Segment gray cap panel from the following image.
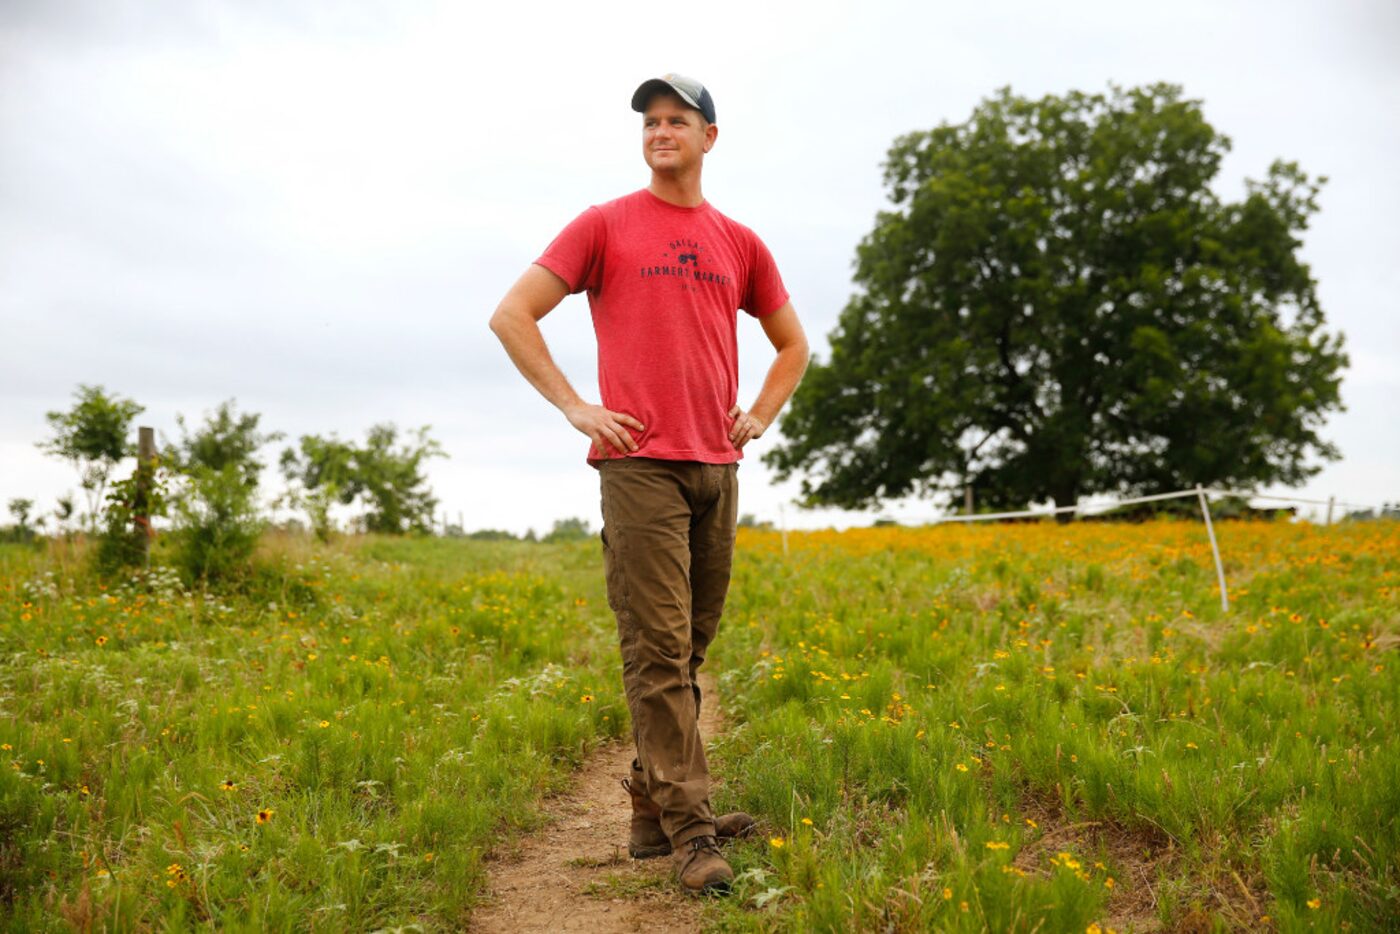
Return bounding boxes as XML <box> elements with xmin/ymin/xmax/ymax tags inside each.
<box><xmin>631</xmin><ymin>73</ymin><xmax>716</xmax><ymax>124</ymax></box>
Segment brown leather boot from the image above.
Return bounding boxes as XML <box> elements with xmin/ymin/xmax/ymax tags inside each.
<box><xmin>673</xmin><ymin>835</ymin><xmax>733</xmax><ymax>894</ymax></box>
<box><xmin>621</xmin><ymin>776</ymin><xmax>670</xmax><ymax>859</ymax></box>
<box><xmin>623</xmin><ymin>772</ymin><xmax>759</xmax><ymax>859</ymax></box>
<box><xmin>714</xmin><ymin>810</ymin><xmax>759</xmax><ymax>842</ymax></box>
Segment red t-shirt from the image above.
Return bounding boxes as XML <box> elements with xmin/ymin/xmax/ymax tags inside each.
<box><xmin>535</xmin><ymin>188</ymin><xmax>789</xmax><ymax>465</ymax></box>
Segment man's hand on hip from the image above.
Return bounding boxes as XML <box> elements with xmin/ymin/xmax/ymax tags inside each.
<box><xmin>566</xmin><ymin>403</ymin><xmax>645</xmax><ymax>457</ymax></box>
<box><xmin>727</xmin><ymin>405</ymin><xmax>766</xmax><ymax>450</ymax></box>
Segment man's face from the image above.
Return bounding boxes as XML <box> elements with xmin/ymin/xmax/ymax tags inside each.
<box><xmin>641</xmin><ymin>93</ymin><xmax>717</xmax><ymax>175</ymax></box>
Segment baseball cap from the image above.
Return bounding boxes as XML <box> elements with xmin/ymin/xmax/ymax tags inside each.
<box><xmin>631</xmin><ymin>73</ymin><xmax>716</xmax><ymax>124</ymax></box>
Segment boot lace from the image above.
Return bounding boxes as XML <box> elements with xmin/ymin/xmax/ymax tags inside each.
<box><xmin>686</xmin><ymin>835</ymin><xmax>721</xmax><ymax>855</ymax></box>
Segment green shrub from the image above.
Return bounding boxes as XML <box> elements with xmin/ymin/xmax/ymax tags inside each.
<box><xmin>169</xmin><ymin>464</ymin><xmax>265</xmax><ymax>585</ymax></box>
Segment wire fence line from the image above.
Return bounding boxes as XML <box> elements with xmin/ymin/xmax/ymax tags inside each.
<box><xmin>1215</xmin><ymin>490</ymin><xmax>1379</xmax><ymax>512</ymax></box>
<box><xmin>775</xmin><ymin>487</ymin><xmax>1392</xmax><ymax>614</ymax></box>
<box><xmin>926</xmin><ymin>486</ymin><xmax>1389</xmax><ymax>614</ymax></box>
<box><xmin>920</xmin><ymin>486</ymin><xmax>1381</xmax><ymax>525</ymax></box>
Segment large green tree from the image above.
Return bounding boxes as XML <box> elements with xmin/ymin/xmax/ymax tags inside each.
<box><xmin>766</xmin><ymin>83</ymin><xmax>1347</xmax><ymax>514</ymax></box>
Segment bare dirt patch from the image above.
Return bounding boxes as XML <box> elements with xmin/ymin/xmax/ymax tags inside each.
<box><xmin>1013</xmin><ymin>794</ymin><xmax>1181</xmax><ymax>933</ymax></box>
<box><xmin>1010</xmin><ymin>791</ymin><xmax>1276</xmax><ymax>933</ymax></box>
<box><xmin>469</xmin><ymin>673</ymin><xmax>725</xmax><ymax>934</ymax></box>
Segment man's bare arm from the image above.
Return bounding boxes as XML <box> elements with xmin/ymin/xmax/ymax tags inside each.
<box><xmin>728</xmin><ymin>302</ymin><xmax>809</xmax><ymax>450</ymax></box>
<box><xmin>489</xmin><ymin>264</ymin><xmax>644</xmax><ymax>456</ymax></box>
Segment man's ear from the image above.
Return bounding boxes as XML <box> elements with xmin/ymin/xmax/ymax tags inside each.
<box><xmin>703</xmin><ymin>123</ymin><xmax>718</xmax><ymax>153</ymax></box>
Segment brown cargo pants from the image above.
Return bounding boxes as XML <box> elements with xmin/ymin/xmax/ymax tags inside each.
<box><xmin>598</xmin><ymin>457</ymin><xmax>738</xmax><ymax>848</ymax></box>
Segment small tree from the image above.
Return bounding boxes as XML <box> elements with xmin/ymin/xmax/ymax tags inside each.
<box><xmin>165</xmin><ymin>401</ymin><xmax>277</xmax><ymax>584</ymax></box>
<box><xmin>279</xmin><ymin>435</ymin><xmax>357</xmax><ymax>542</ymax></box>
<box><xmin>8</xmin><ymin>498</ymin><xmax>33</xmax><ymax>529</ymax></box>
<box><xmin>467</xmin><ymin>528</ymin><xmax>520</xmax><ymax>541</ymax></box>
<box><xmin>4</xmin><ymin>499</ymin><xmax>36</xmax><ymax>544</ymax></box>
<box><xmin>37</xmin><ymin>385</ymin><xmax>144</xmax><ymax>532</ymax></box>
<box><xmin>354</xmin><ymin>425</ymin><xmax>445</xmax><ymax>535</ymax></box>
<box><xmin>169</xmin><ymin>465</ymin><xmax>264</xmax><ymax>584</ymax></box>
<box><xmin>280</xmin><ymin>424</ymin><xmax>444</xmax><ymax>538</ymax></box>
<box><xmin>543</xmin><ymin>517</ymin><xmax>592</xmax><ymax>543</ymax></box>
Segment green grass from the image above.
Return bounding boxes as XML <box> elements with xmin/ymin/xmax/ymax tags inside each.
<box><xmin>704</xmin><ymin>519</ymin><xmax>1399</xmax><ymax>932</ymax></box>
<box><xmin>2</xmin><ymin>518</ymin><xmax>1397</xmax><ymax>932</ymax></box>
<box><xmin>1</xmin><ymin>533</ymin><xmax>626</xmax><ymax>930</ymax></box>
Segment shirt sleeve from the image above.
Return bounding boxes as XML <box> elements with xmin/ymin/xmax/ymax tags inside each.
<box><xmin>740</xmin><ymin>230</ymin><xmax>790</xmax><ymax>318</ymax></box>
<box><xmin>534</xmin><ymin>206</ymin><xmax>607</xmax><ymax>294</ymax></box>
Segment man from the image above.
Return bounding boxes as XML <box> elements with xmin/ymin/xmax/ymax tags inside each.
<box><xmin>488</xmin><ymin>74</ymin><xmax>809</xmax><ymax>895</ymax></box>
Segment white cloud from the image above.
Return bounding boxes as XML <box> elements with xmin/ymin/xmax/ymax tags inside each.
<box><xmin>3</xmin><ymin>0</ymin><xmax>1398</xmax><ymax>533</ymax></box>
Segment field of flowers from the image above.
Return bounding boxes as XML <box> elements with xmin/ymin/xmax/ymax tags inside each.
<box><xmin>707</xmin><ymin>518</ymin><xmax>1399</xmax><ymax>932</ymax></box>
<box><xmin>2</xmin><ymin>517</ymin><xmax>1397</xmax><ymax>932</ymax></box>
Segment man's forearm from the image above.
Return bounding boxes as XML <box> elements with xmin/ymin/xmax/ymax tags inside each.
<box><xmin>489</xmin><ymin>309</ymin><xmax>586</xmax><ymax>416</ymax></box>
<box><xmin>490</xmin><ymin>294</ymin><xmax>644</xmax><ymax>456</ymax></box>
<box><xmin>749</xmin><ymin>343</ymin><xmax>810</xmax><ymax>425</ymax></box>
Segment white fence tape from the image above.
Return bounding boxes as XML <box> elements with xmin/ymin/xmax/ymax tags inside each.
<box><xmin>1216</xmin><ymin>491</ymin><xmax>1376</xmax><ymax>511</ymax></box>
<box><xmin>920</xmin><ymin>486</ymin><xmax>1383</xmax><ymax>525</ymax></box>
<box><xmin>830</xmin><ymin>487</ymin><xmax>1389</xmax><ymax>616</ymax></box>
<box><xmin>925</xmin><ymin>486</ymin><xmax>1209</xmax><ymax>524</ymax></box>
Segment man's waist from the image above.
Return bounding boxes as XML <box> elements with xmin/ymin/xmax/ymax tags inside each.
<box><xmin>587</xmin><ymin>439</ymin><xmax>742</xmax><ymax>467</ymax></box>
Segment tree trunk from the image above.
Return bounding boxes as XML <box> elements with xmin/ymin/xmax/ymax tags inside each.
<box><xmin>1053</xmin><ymin>483</ymin><xmax>1079</xmax><ymax>524</ymax></box>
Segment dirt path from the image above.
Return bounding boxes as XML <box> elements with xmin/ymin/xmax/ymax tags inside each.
<box><xmin>469</xmin><ymin>673</ymin><xmax>726</xmax><ymax>934</ymax></box>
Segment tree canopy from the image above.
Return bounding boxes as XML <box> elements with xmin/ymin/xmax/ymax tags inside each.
<box><xmin>37</xmin><ymin>384</ymin><xmax>145</xmax><ymax>530</ymax></box>
<box><xmin>280</xmin><ymin>425</ymin><xmax>445</xmax><ymax>535</ymax></box>
<box><xmin>765</xmin><ymin>83</ymin><xmax>1347</xmax><ymax>514</ymax></box>
<box><xmin>166</xmin><ymin>400</ymin><xmax>283</xmax><ymax>489</ymax></box>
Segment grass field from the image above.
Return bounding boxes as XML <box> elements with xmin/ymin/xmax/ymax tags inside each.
<box><xmin>2</xmin><ymin>518</ymin><xmax>1396</xmax><ymax>932</ymax></box>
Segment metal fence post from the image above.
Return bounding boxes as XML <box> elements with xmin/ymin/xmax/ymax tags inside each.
<box><xmin>1196</xmin><ymin>484</ymin><xmax>1228</xmax><ymax>613</ymax></box>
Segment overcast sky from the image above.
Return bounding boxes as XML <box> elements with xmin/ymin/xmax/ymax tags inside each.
<box><xmin>2</xmin><ymin>0</ymin><xmax>1397</xmax><ymax>534</ymax></box>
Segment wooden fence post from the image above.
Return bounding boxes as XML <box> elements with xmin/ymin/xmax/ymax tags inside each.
<box><xmin>135</xmin><ymin>426</ymin><xmax>156</xmax><ymax>567</ymax></box>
